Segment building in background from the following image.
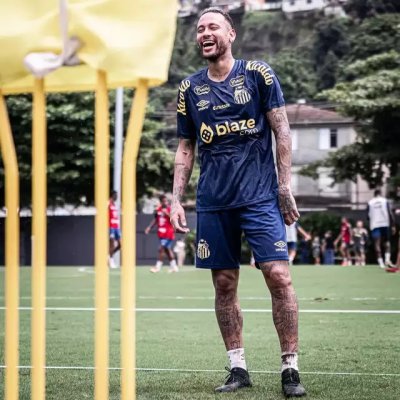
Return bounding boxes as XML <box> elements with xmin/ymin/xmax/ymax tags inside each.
<box><xmin>286</xmin><ymin>103</ymin><xmax>374</xmax><ymax>210</ymax></box>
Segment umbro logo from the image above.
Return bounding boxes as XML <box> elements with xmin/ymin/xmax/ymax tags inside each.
<box><xmin>274</xmin><ymin>241</ymin><xmax>287</xmax><ymax>252</ymax></box>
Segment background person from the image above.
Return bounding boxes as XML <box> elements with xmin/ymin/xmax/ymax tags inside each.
<box><xmin>286</xmin><ymin>222</ymin><xmax>311</xmax><ymax>265</ymax></box>
<box><xmin>321</xmin><ymin>230</ymin><xmax>335</xmax><ymax>265</ymax></box>
<box><xmin>170</xmin><ymin>8</ymin><xmax>305</xmax><ymax>397</ymax></box>
<box><xmin>108</xmin><ymin>190</ymin><xmax>121</xmax><ymax>269</ymax></box>
<box><xmin>368</xmin><ymin>189</ymin><xmax>395</xmax><ymax>268</ymax></box>
<box><xmin>334</xmin><ymin>217</ymin><xmax>352</xmax><ymax>266</ymax></box>
<box><xmin>352</xmin><ymin>220</ymin><xmax>368</xmax><ymax>266</ymax></box>
<box><xmin>145</xmin><ymin>194</ymin><xmax>178</xmax><ymax>273</ymax></box>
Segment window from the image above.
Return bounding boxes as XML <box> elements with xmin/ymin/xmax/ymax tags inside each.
<box><xmin>307</xmin><ymin>0</ymin><xmax>312</xmax><ymax>3</ymax></box>
<box><xmin>319</xmin><ymin>128</ymin><xmax>338</xmax><ymax>150</ymax></box>
<box><xmin>330</xmin><ymin>128</ymin><xmax>338</xmax><ymax>148</ymax></box>
<box><xmin>291</xmin><ymin>129</ymin><xmax>298</xmax><ymax>151</ymax></box>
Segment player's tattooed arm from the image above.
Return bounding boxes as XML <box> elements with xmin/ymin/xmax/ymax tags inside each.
<box><xmin>171</xmin><ymin>138</ymin><xmax>196</xmax><ymax>233</ymax></box>
<box><xmin>267</xmin><ymin>106</ymin><xmax>300</xmax><ymax>225</ymax></box>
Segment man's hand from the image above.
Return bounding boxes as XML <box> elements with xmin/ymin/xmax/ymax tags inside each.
<box><xmin>170</xmin><ymin>202</ymin><xmax>190</xmax><ymax>233</ymax></box>
<box><xmin>278</xmin><ymin>187</ymin><xmax>300</xmax><ymax>226</ymax></box>
<box><xmin>144</xmin><ymin>227</ymin><xmax>151</xmax><ymax>235</ymax></box>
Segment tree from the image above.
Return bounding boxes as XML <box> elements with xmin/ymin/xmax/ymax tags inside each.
<box><xmin>300</xmin><ymin>50</ymin><xmax>400</xmax><ymax>191</ymax></box>
<box><xmin>271</xmin><ymin>49</ymin><xmax>316</xmax><ymax>102</ymax></box>
<box><xmin>0</xmin><ymin>91</ymin><xmax>175</xmax><ymax>207</ymax></box>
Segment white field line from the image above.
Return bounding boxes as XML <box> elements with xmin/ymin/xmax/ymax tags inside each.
<box><xmin>1</xmin><ymin>295</ymin><xmax>400</xmax><ymax>301</ymax></box>
<box><xmin>0</xmin><ymin>306</ymin><xmax>399</xmax><ymax>314</ymax></box>
<box><xmin>0</xmin><ymin>365</ymin><xmax>398</xmax><ymax>377</ymax></box>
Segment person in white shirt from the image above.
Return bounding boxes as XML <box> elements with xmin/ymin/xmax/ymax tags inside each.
<box><xmin>285</xmin><ymin>222</ymin><xmax>311</xmax><ymax>265</ymax></box>
<box><xmin>367</xmin><ymin>189</ymin><xmax>394</xmax><ymax>268</ymax></box>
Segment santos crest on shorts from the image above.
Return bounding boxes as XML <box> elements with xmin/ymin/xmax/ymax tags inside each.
<box><xmin>177</xmin><ymin>59</ymin><xmax>285</xmax><ymax>211</ymax></box>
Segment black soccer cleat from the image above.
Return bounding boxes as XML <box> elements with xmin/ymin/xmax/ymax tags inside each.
<box><xmin>282</xmin><ymin>368</ymin><xmax>306</xmax><ymax>398</ymax></box>
<box><xmin>215</xmin><ymin>367</ymin><xmax>252</xmax><ymax>393</ymax></box>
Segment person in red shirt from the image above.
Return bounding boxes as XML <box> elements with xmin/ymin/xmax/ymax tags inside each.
<box><xmin>108</xmin><ymin>190</ymin><xmax>121</xmax><ymax>268</ymax></box>
<box><xmin>145</xmin><ymin>194</ymin><xmax>178</xmax><ymax>273</ymax></box>
<box><xmin>334</xmin><ymin>217</ymin><xmax>353</xmax><ymax>266</ymax></box>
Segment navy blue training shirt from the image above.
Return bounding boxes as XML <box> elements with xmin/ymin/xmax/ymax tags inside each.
<box><xmin>177</xmin><ymin>59</ymin><xmax>285</xmax><ymax>212</ymax></box>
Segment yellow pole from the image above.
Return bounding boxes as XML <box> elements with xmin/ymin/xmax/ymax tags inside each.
<box><xmin>94</xmin><ymin>70</ymin><xmax>110</xmax><ymax>400</ymax></box>
<box><xmin>31</xmin><ymin>78</ymin><xmax>47</xmax><ymax>400</ymax></box>
<box><xmin>0</xmin><ymin>90</ymin><xmax>20</xmax><ymax>400</ymax></box>
<box><xmin>121</xmin><ymin>79</ymin><xmax>149</xmax><ymax>400</ymax></box>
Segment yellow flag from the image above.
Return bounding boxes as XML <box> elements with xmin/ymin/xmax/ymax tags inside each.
<box><xmin>0</xmin><ymin>0</ymin><xmax>177</xmax><ymax>93</ymax></box>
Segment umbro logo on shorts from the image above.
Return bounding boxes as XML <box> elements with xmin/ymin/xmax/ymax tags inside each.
<box><xmin>274</xmin><ymin>241</ymin><xmax>287</xmax><ymax>252</ymax></box>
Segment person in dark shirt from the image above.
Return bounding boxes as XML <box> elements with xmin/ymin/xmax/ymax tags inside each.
<box><xmin>322</xmin><ymin>230</ymin><xmax>335</xmax><ymax>265</ymax></box>
<box><xmin>170</xmin><ymin>7</ymin><xmax>305</xmax><ymax>397</ymax></box>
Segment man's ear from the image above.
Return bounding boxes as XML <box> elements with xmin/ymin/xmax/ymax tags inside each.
<box><xmin>229</xmin><ymin>29</ymin><xmax>236</xmax><ymax>44</ymax></box>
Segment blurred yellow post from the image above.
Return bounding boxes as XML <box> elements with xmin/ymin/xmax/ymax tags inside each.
<box><xmin>121</xmin><ymin>79</ymin><xmax>149</xmax><ymax>400</ymax></box>
<box><xmin>0</xmin><ymin>91</ymin><xmax>20</xmax><ymax>400</ymax></box>
<box><xmin>31</xmin><ymin>78</ymin><xmax>47</xmax><ymax>400</ymax></box>
<box><xmin>94</xmin><ymin>70</ymin><xmax>110</xmax><ymax>400</ymax></box>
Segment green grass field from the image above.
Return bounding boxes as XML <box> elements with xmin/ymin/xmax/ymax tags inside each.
<box><xmin>1</xmin><ymin>265</ymin><xmax>400</xmax><ymax>400</ymax></box>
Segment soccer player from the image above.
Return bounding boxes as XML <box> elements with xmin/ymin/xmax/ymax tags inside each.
<box><xmin>108</xmin><ymin>190</ymin><xmax>121</xmax><ymax>269</ymax></box>
<box><xmin>334</xmin><ymin>217</ymin><xmax>352</xmax><ymax>266</ymax></box>
<box><xmin>286</xmin><ymin>222</ymin><xmax>311</xmax><ymax>265</ymax></box>
<box><xmin>352</xmin><ymin>220</ymin><xmax>368</xmax><ymax>266</ymax></box>
<box><xmin>170</xmin><ymin>8</ymin><xmax>306</xmax><ymax>397</ymax></box>
<box><xmin>367</xmin><ymin>189</ymin><xmax>394</xmax><ymax>268</ymax></box>
<box><xmin>145</xmin><ymin>194</ymin><xmax>178</xmax><ymax>273</ymax></box>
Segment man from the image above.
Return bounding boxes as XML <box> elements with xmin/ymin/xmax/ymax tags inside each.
<box><xmin>170</xmin><ymin>8</ymin><xmax>306</xmax><ymax>397</ymax></box>
<box><xmin>368</xmin><ymin>189</ymin><xmax>394</xmax><ymax>268</ymax></box>
<box><xmin>334</xmin><ymin>217</ymin><xmax>353</xmax><ymax>266</ymax></box>
<box><xmin>108</xmin><ymin>190</ymin><xmax>121</xmax><ymax>269</ymax></box>
<box><xmin>286</xmin><ymin>222</ymin><xmax>311</xmax><ymax>265</ymax></box>
<box><xmin>145</xmin><ymin>194</ymin><xmax>178</xmax><ymax>273</ymax></box>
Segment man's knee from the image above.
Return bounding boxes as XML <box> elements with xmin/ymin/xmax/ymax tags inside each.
<box><xmin>212</xmin><ymin>270</ymin><xmax>238</xmax><ymax>296</ymax></box>
<box><xmin>259</xmin><ymin>261</ymin><xmax>292</xmax><ymax>289</ymax></box>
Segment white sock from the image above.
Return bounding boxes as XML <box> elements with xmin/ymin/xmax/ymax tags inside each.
<box><xmin>170</xmin><ymin>259</ymin><xmax>177</xmax><ymax>268</ymax></box>
<box><xmin>378</xmin><ymin>257</ymin><xmax>385</xmax><ymax>266</ymax></box>
<box><xmin>227</xmin><ymin>348</ymin><xmax>247</xmax><ymax>370</ymax></box>
<box><xmin>385</xmin><ymin>252</ymin><xmax>391</xmax><ymax>264</ymax></box>
<box><xmin>281</xmin><ymin>352</ymin><xmax>298</xmax><ymax>372</ymax></box>
<box><xmin>155</xmin><ymin>260</ymin><xmax>162</xmax><ymax>269</ymax></box>
<box><xmin>288</xmin><ymin>256</ymin><xmax>294</xmax><ymax>266</ymax></box>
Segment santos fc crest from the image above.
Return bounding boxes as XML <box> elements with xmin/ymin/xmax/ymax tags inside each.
<box><xmin>197</xmin><ymin>239</ymin><xmax>210</xmax><ymax>260</ymax></box>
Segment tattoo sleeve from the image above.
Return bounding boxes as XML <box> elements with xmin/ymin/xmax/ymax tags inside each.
<box><xmin>266</xmin><ymin>106</ymin><xmax>292</xmax><ymax>190</ymax></box>
<box><xmin>172</xmin><ymin>138</ymin><xmax>196</xmax><ymax>205</ymax></box>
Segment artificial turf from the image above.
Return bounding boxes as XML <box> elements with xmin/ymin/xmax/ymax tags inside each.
<box><xmin>0</xmin><ymin>265</ymin><xmax>399</xmax><ymax>399</ymax></box>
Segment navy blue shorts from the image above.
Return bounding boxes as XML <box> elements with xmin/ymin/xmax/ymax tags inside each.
<box><xmin>287</xmin><ymin>241</ymin><xmax>297</xmax><ymax>251</ymax></box>
<box><xmin>196</xmin><ymin>197</ymin><xmax>288</xmax><ymax>269</ymax></box>
<box><xmin>109</xmin><ymin>228</ymin><xmax>121</xmax><ymax>240</ymax></box>
<box><xmin>371</xmin><ymin>227</ymin><xmax>389</xmax><ymax>240</ymax></box>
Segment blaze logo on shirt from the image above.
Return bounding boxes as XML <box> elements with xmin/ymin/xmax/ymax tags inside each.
<box><xmin>199</xmin><ymin>119</ymin><xmax>257</xmax><ymax>143</ymax></box>
<box><xmin>200</xmin><ymin>122</ymin><xmax>214</xmax><ymax>143</ymax></box>
<box><xmin>177</xmin><ymin>80</ymin><xmax>190</xmax><ymax>116</ymax></box>
<box><xmin>194</xmin><ymin>84</ymin><xmax>210</xmax><ymax>95</ymax></box>
<box><xmin>197</xmin><ymin>239</ymin><xmax>210</xmax><ymax>260</ymax></box>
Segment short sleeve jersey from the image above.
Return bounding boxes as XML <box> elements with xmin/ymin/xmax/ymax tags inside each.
<box><xmin>177</xmin><ymin>59</ymin><xmax>285</xmax><ymax>211</ymax></box>
<box><xmin>155</xmin><ymin>206</ymin><xmax>175</xmax><ymax>240</ymax></box>
<box><xmin>286</xmin><ymin>222</ymin><xmax>299</xmax><ymax>243</ymax></box>
<box><xmin>108</xmin><ymin>200</ymin><xmax>119</xmax><ymax>229</ymax></box>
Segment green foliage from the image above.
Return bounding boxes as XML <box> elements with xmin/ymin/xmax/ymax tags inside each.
<box><xmin>271</xmin><ymin>49</ymin><xmax>316</xmax><ymax>102</ymax></box>
<box><xmin>345</xmin><ymin>0</ymin><xmax>400</xmax><ymax>20</ymax></box>
<box><xmin>301</xmin><ymin>212</ymin><xmax>341</xmax><ymax>236</ymax></box>
<box><xmin>312</xmin><ymin>17</ymin><xmax>351</xmax><ymax>90</ymax></box>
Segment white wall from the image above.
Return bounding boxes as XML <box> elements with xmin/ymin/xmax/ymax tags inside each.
<box><xmin>282</xmin><ymin>0</ymin><xmax>326</xmax><ymax>13</ymax></box>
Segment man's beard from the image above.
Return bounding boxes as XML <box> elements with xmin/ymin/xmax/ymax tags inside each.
<box><xmin>200</xmin><ymin>41</ymin><xmax>228</xmax><ymax>61</ymax></box>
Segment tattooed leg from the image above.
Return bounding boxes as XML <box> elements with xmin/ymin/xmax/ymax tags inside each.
<box><xmin>259</xmin><ymin>260</ymin><xmax>298</xmax><ymax>354</ymax></box>
<box><xmin>212</xmin><ymin>269</ymin><xmax>243</xmax><ymax>350</ymax></box>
